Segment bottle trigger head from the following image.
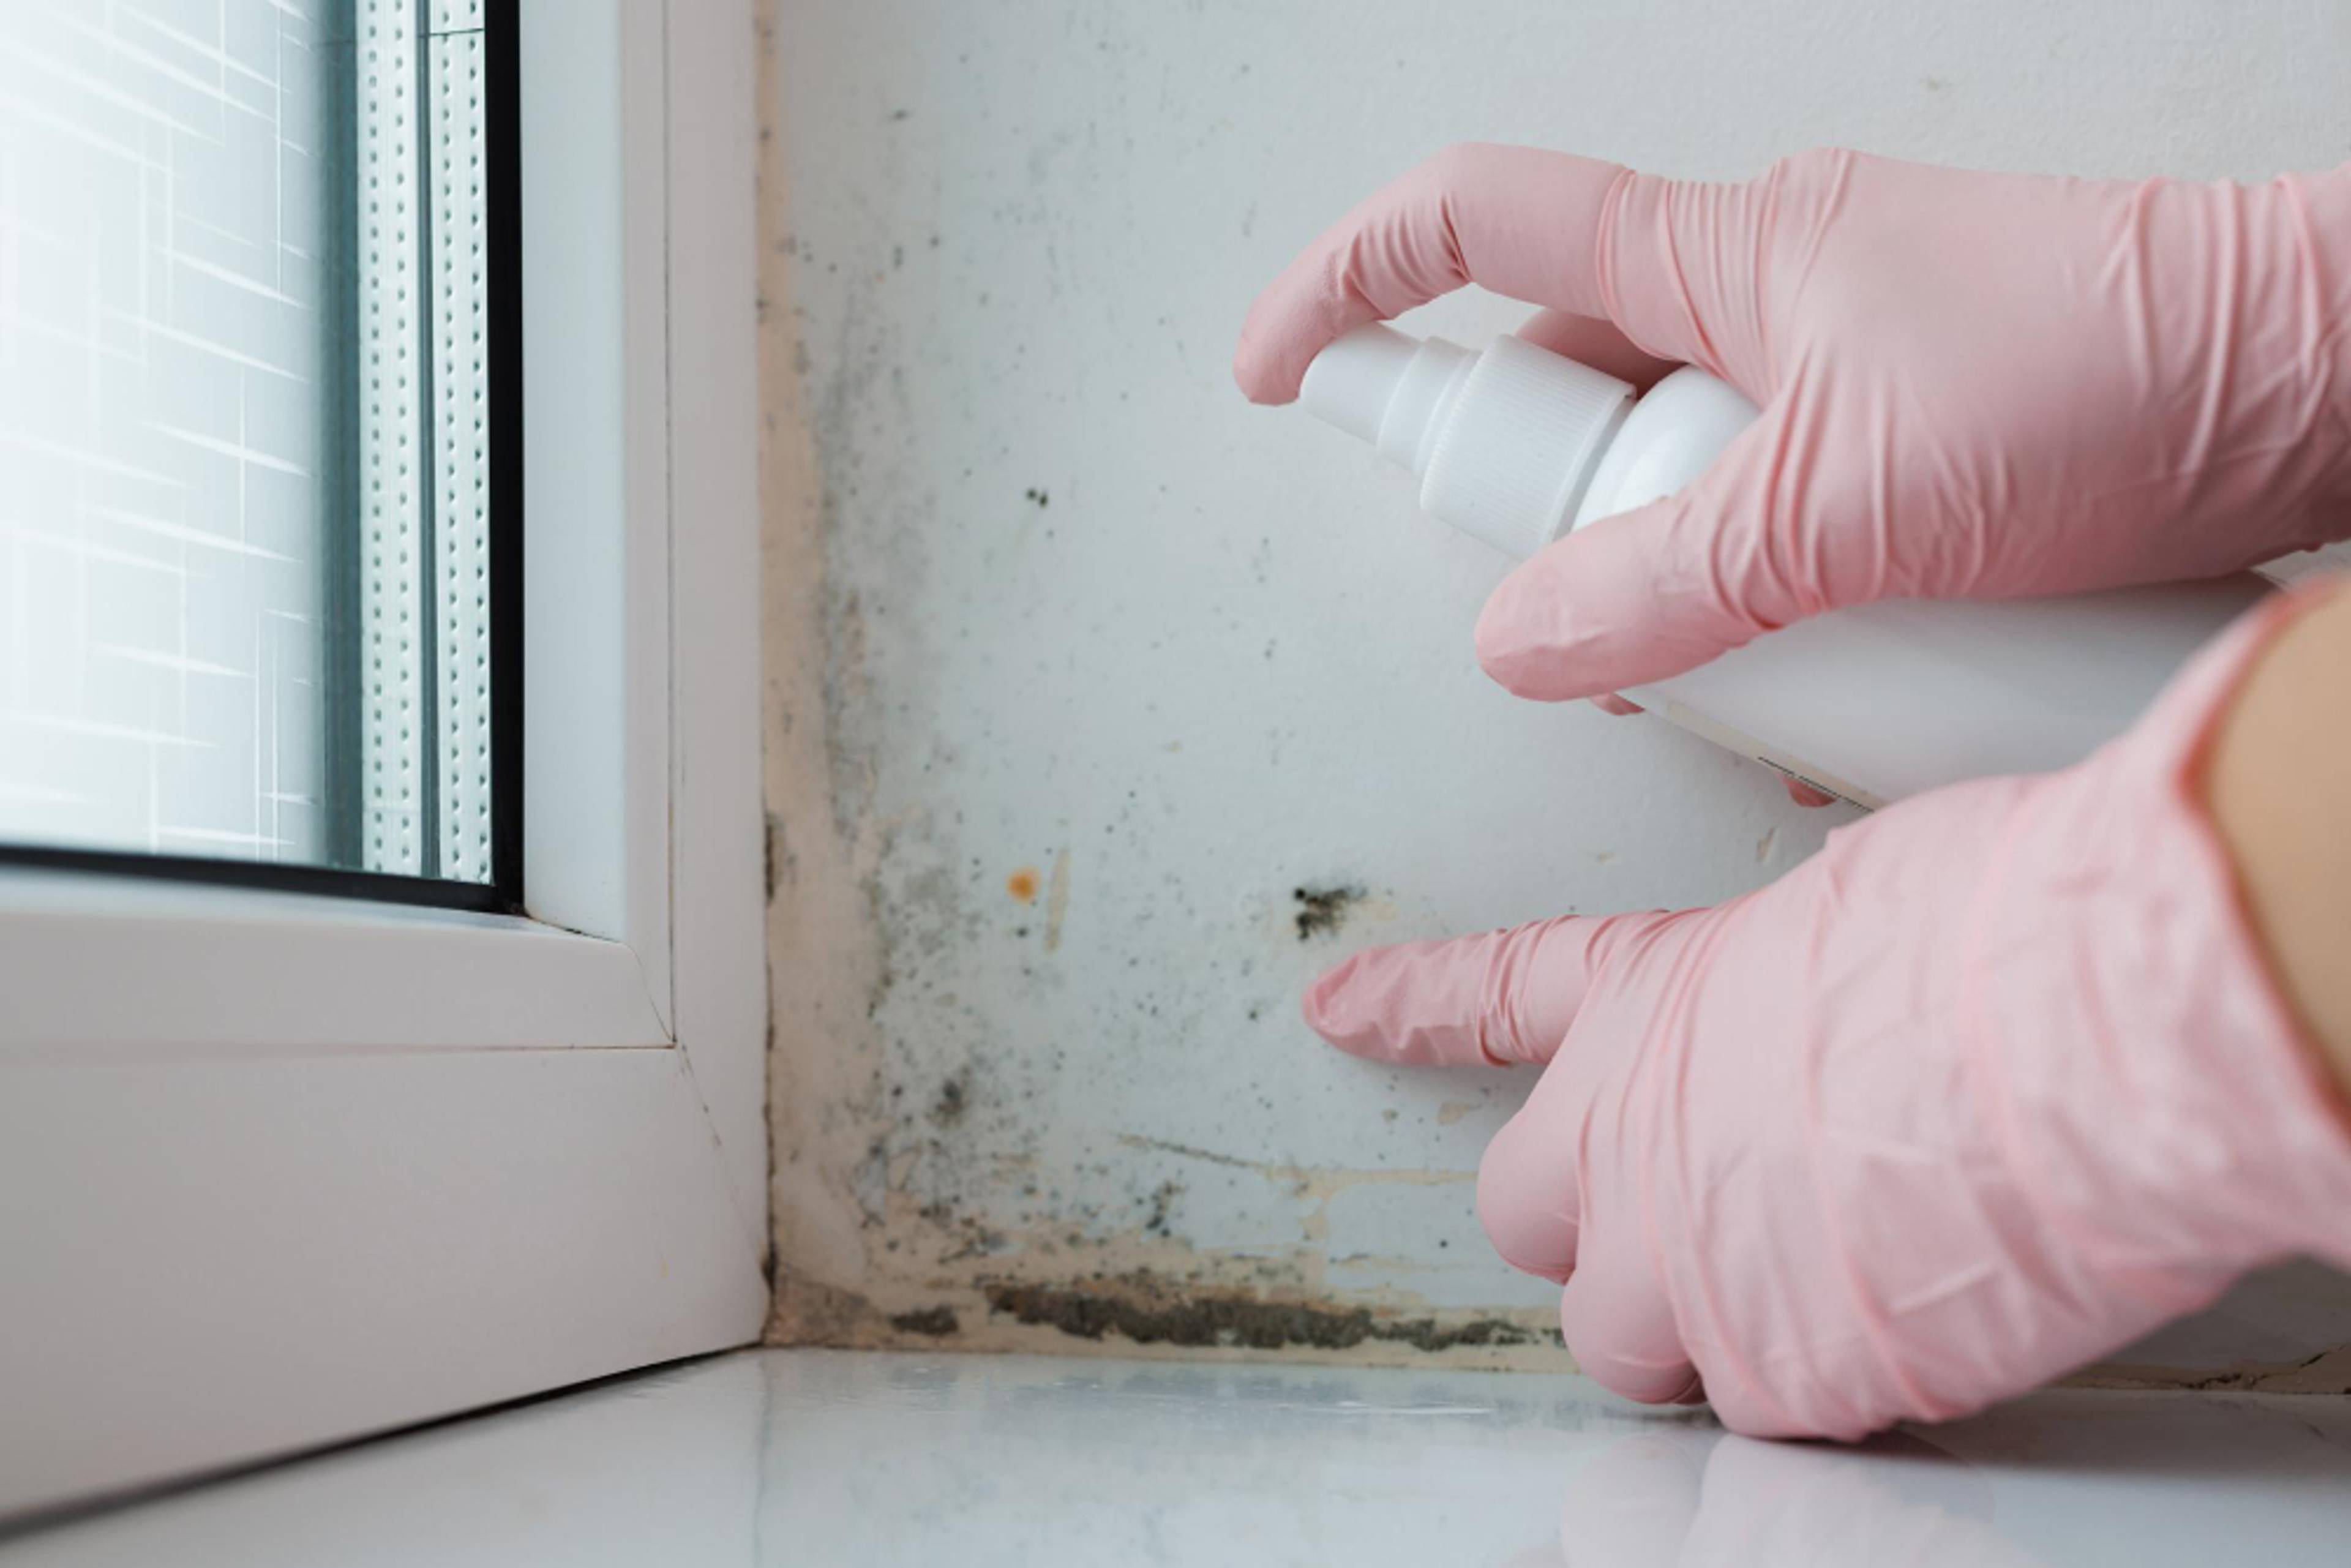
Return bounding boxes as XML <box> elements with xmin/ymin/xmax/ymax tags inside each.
<box><xmin>1299</xmin><ymin>323</ymin><xmax>1419</xmax><ymax>447</ymax></box>
<box><xmin>1302</xmin><ymin>324</ymin><xmax>1482</xmax><ymax>478</ymax></box>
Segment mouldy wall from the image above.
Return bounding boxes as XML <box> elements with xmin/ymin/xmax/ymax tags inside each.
<box><xmin>757</xmin><ymin>0</ymin><xmax>2351</xmax><ymax>1378</ymax></box>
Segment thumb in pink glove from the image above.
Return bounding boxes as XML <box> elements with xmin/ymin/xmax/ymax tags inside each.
<box><xmin>1237</xmin><ymin>145</ymin><xmax>2351</xmax><ymax>705</ymax></box>
<box><xmin>1304</xmin><ymin>587</ymin><xmax>2351</xmax><ymax>1439</ymax></box>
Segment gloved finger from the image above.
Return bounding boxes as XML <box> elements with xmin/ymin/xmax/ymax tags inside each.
<box><xmin>1477</xmin><ymin>1100</ymin><xmax>1583</xmax><ymax>1283</ymax></box>
<box><xmin>1301</xmin><ymin>912</ymin><xmax>1664</xmax><ymax>1068</ymax></box>
<box><xmin>1513</xmin><ymin>307</ymin><xmax>1679</xmax><ymax>394</ymax></box>
<box><xmin>1234</xmin><ymin>144</ymin><xmax>1764</xmax><ymax>403</ymax></box>
<box><xmin>1475</xmin><ymin>404</ymin><xmax>1811</xmax><ymax>701</ymax></box>
<box><xmin>1523</xmin><ymin>302</ymin><xmax>1707</xmax><ymax>729</ymax></box>
<box><xmin>1559</xmin><ymin>1228</ymin><xmax>1701</xmax><ymax>1405</ymax></box>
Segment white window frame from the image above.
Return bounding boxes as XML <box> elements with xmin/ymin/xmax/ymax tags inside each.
<box><xmin>0</xmin><ymin>0</ymin><xmax>766</xmax><ymax>1518</ymax></box>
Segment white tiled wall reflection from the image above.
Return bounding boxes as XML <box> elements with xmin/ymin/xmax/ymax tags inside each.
<box><xmin>0</xmin><ymin>1</ymin><xmax>347</xmax><ymax>865</ymax></box>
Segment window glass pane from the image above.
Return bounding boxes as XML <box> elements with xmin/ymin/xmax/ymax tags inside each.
<box><xmin>0</xmin><ymin>0</ymin><xmax>499</xmax><ymax>885</ymax></box>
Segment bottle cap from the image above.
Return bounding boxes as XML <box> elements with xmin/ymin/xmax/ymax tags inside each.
<box><xmin>1300</xmin><ymin>324</ymin><xmax>1635</xmax><ymax>560</ymax></box>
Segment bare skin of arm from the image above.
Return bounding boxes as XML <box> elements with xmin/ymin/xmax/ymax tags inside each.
<box><xmin>2205</xmin><ymin>577</ymin><xmax>2351</xmax><ymax>1100</ymax></box>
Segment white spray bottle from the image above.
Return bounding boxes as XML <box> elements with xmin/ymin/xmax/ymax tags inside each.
<box><xmin>1300</xmin><ymin>324</ymin><xmax>2273</xmax><ymax>808</ymax></box>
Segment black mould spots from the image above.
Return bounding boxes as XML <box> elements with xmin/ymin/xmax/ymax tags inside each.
<box><xmin>888</xmin><ymin>107</ymin><xmax>910</xmax><ymax>121</ymax></box>
<box><xmin>890</xmin><ymin>1305</ymin><xmax>959</xmax><ymax>1337</ymax></box>
<box><xmin>931</xmin><ymin>1075</ymin><xmax>969</xmax><ymax>1128</ymax></box>
<box><xmin>1292</xmin><ymin>885</ymin><xmax>1364</xmax><ymax>942</ymax></box>
<box><xmin>984</xmin><ymin>1277</ymin><xmax>1545</xmax><ymax>1354</ymax></box>
<box><xmin>1024</xmin><ymin>487</ymin><xmax>1050</xmax><ymax>508</ymax></box>
<box><xmin>763</xmin><ymin>811</ymin><xmax>790</xmax><ymax>903</ymax></box>
<box><xmin>1142</xmin><ymin>1180</ymin><xmax>1180</xmax><ymax>1237</ymax></box>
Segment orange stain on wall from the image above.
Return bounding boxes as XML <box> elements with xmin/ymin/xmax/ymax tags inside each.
<box><xmin>1005</xmin><ymin>867</ymin><xmax>1040</xmax><ymax>904</ymax></box>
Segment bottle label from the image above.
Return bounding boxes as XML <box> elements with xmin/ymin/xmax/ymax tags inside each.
<box><xmin>1650</xmin><ymin>699</ymin><xmax>1885</xmax><ymax>812</ymax></box>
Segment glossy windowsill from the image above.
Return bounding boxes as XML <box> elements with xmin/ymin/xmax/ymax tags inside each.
<box><xmin>7</xmin><ymin>1348</ymin><xmax>2351</xmax><ymax>1564</ymax></box>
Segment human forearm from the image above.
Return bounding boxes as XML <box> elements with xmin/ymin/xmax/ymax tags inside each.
<box><xmin>2203</xmin><ymin>574</ymin><xmax>2351</xmax><ymax>1104</ymax></box>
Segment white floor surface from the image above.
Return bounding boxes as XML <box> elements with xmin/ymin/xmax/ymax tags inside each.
<box><xmin>7</xmin><ymin>1348</ymin><xmax>2351</xmax><ymax>1565</ymax></box>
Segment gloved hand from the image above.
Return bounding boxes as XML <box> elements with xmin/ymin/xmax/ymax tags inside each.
<box><xmin>1302</xmin><ymin>590</ymin><xmax>2351</xmax><ymax>1439</ymax></box>
<box><xmin>1235</xmin><ymin>145</ymin><xmax>2351</xmax><ymax>705</ymax></box>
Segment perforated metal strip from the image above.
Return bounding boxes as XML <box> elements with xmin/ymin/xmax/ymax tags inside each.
<box><xmin>356</xmin><ymin>0</ymin><xmax>426</xmax><ymax>876</ymax></box>
<box><xmin>429</xmin><ymin>26</ymin><xmax>492</xmax><ymax>882</ymax></box>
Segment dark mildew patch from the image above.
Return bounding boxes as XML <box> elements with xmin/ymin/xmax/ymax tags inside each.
<box><xmin>931</xmin><ymin>1073</ymin><xmax>970</xmax><ymax>1127</ymax></box>
<box><xmin>985</xmin><ymin>1275</ymin><xmax>1546</xmax><ymax>1354</ymax></box>
<box><xmin>1141</xmin><ymin>1179</ymin><xmax>1180</xmax><ymax>1237</ymax></box>
<box><xmin>889</xmin><ymin>1305</ymin><xmax>961</xmax><ymax>1337</ymax></box>
<box><xmin>1292</xmin><ymin>885</ymin><xmax>1364</xmax><ymax>942</ymax></box>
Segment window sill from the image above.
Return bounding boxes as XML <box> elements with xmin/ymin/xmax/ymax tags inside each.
<box><xmin>0</xmin><ymin>866</ymin><xmax>669</xmax><ymax>1056</ymax></box>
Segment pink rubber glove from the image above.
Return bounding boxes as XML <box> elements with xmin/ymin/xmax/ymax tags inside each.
<box><xmin>1236</xmin><ymin>146</ymin><xmax>2351</xmax><ymax>703</ymax></box>
<box><xmin>1303</xmin><ymin>588</ymin><xmax>2351</xmax><ymax>1439</ymax></box>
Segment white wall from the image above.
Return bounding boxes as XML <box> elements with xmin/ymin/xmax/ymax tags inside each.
<box><xmin>763</xmin><ymin>0</ymin><xmax>2351</xmax><ymax>1369</ymax></box>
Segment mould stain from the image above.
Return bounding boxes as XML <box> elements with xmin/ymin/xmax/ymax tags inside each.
<box><xmin>1142</xmin><ymin>1179</ymin><xmax>1180</xmax><ymax>1237</ymax></box>
<box><xmin>1436</xmin><ymin>1100</ymin><xmax>1478</xmax><ymax>1127</ymax></box>
<box><xmin>889</xmin><ymin>1305</ymin><xmax>961</xmax><ymax>1337</ymax></box>
<box><xmin>751</xmin><ymin>0</ymin><xmax>1556</xmax><ymax>1375</ymax></box>
<box><xmin>984</xmin><ymin>1274</ymin><xmax>1546</xmax><ymax>1354</ymax></box>
<box><xmin>1292</xmin><ymin>884</ymin><xmax>1364</xmax><ymax>942</ymax></box>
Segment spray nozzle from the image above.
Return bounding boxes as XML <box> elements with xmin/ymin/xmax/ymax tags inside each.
<box><xmin>1297</xmin><ymin>323</ymin><xmax>1636</xmax><ymax>560</ymax></box>
<box><xmin>1300</xmin><ymin>324</ymin><xmax>1477</xmax><ymax>476</ymax></box>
